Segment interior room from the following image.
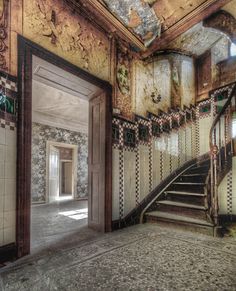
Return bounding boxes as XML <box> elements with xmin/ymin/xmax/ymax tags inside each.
<box><xmin>0</xmin><ymin>0</ymin><xmax>236</xmax><ymax>290</ymax></box>
<box><xmin>30</xmin><ymin>55</ymin><xmax>91</xmax><ymax>252</ymax></box>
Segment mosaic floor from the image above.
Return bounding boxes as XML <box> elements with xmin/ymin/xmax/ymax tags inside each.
<box><xmin>1</xmin><ymin>222</ymin><xmax>236</xmax><ymax>291</ymax></box>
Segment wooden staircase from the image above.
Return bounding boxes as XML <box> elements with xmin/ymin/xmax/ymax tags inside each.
<box><xmin>144</xmin><ymin>160</ymin><xmax>216</xmax><ymax>235</ymax></box>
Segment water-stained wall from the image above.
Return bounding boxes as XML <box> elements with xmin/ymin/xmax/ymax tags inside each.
<box><xmin>132</xmin><ymin>54</ymin><xmax>195</xmax><ymax>117</ymax></box>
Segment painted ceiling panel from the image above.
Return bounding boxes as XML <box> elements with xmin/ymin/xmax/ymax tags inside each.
<box><xmin>102</xmin><ymin>0</ymin><xmax>161</xmax><ymax>46</ymax></box>
<box><xmin>152</xmin><ymin>0</ymin><xmax>206</xmax><ymax>31</ymax></box>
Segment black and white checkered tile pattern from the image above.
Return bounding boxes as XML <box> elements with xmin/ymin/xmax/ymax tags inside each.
<box><xmin>227</xmin><ymin>170</ymin><xmax>233</xmax><ymax>215</ymax></box>
<box><xmin>160</xmin><ymin>151</ymin><xmax>163</xmax><ymax>181</ymax></box>
<box><xmin>195</xmin><ymin>108</ymin><xmax>200</xmax><ymax>157</ymax></box>
<box><xmin>0</xmin><ymin>119</ymin><xmax>16</xmax><ymax>131</ymax></box>
<box><xmin>178</xmin><ymin>130</ymin><xmax>181</xmax><ymax>167</ymax></box>
<box><xmin>135</xmin><ymin>123</ymin><xmax>140</xmax><ymax>205</ymax></box>
<box><xmin>0</xmin><ymin>76</ymin><xmax>17</xmax><ymax>92</ymax></box>
<box><xmin>197</xmin><ymin>99</ymin><xmax>212</xmax><ymax>119</ymax></box>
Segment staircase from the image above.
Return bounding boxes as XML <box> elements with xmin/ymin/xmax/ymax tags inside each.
<box><xmin>141</xmin><ymin>83</ymin><xmax>236</xmax><ymax>236</ymax></box>
<box><xmin>144</xmin><ymin>159</ymin><xmax>215</xmax><ymax>235</ymax></box>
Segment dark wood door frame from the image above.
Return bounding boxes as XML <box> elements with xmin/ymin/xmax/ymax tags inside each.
<box><xmin>17</xmin><ymin>35</ymin><xmax>113</xmax><ymax>258</ymax></box>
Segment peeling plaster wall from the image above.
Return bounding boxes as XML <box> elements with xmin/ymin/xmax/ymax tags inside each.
<box><xmin>10</xmin><ymin>0</ymin><xmax>111</xmax><ymax>81</ymax></box>
<box><xmin>132</xmin><ymin>54</ymin><xmax>195</xmax><ymax>117</ymax></box>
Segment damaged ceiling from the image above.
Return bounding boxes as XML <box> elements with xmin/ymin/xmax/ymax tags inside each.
<box><xmin>101</xmin><ymin>0</ymin><xmax>161</xmax><ymax>46</ymax></box>
<box><xmin>67</xmin><ymin>0</ymin><xmax>235</xmax><ymax>56</ymax></box>
<box><xmin>99</xmin><ymin>0</ymin><xmax>234</xmax><ymax>49</ymax></box>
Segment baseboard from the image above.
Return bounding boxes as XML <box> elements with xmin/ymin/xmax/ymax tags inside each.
<box><xmin>0</xmin><ymin>243</ymin><xmax>17</xmax><ymax>264</ymax></box>
<box><xmin>219</xmin><ymin>215</ymin><xmax>236</xmax><ymax>223</ymax></box>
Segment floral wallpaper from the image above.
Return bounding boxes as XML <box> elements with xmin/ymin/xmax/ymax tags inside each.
<box><xmin>31</xmin><ymin>122</ymin><xmax>88</xmax><ymax>203</ymax></box>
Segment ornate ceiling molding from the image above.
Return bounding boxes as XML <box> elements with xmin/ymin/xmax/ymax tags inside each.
<box><xmin>65</xmin><ymin>0</ymin><xmax>233</xmax><ymax>58</ymax></box>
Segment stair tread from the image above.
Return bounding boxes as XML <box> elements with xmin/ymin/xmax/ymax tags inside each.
<box><xmin>157</xmin><ymin>200</ymin><xmax>207</xmax><ymax>210</ymax></box>
<box><xmin>165</xmin><ymin>190</ymin><xmax>206</xmax><ymax>197</ymax></box>
<box><xmin>173</xmin><ymin>182</ymin><xmax>205</xmax><ymax>185</ymax></box>
<box><xmin>182</xmin><ymin>173</ymin><xmax>207</xmax><ymax>177</ymax></box>
<box><xmin>145</xmin><ymin>211</ymin><xmax>213</xmax><ymax>226</ymax></box>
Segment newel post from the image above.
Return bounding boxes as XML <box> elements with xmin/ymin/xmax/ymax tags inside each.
<box><xmin>211</xmin><ymin>145</ymin><xmax>219</xmax><ymax>226</ymax></box>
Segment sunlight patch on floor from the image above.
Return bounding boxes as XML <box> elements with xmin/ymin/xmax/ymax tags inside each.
<box><xmin>59</xmin><ymin>208</ymin><xmax>88</xmax><ymax>220</ymax></box>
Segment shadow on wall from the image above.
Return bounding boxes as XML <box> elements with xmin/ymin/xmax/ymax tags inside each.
<box><xmin>31</xmin><ymin>122</ymin><xmax>88</xmax><ymax>203</ymax></box>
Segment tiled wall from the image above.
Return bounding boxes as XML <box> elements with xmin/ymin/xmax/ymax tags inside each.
<box><xmin>0</xmin><ymin>73</ymin><xmax>17</xmax><ymax>247</ymax></box>
<box><xmin>219</xmin><ymin>157</ymin><xmax>236</xmax><ymax>215</ymax></box>
<box><xmin>31</xmin><ymin>122</ymin><xmax>88</xmax><ymax>203</ymax></box>
<box><xmin>112</xmin><ymin>82</ymin><xmax>236</xmax><ymax>221</ymax></box>
<box><xmin>112</xmin><ymin>109</ymin><xmax>197</xmax><ymax>221</ymax></box>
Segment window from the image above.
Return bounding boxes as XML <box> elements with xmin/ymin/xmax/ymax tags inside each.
<box><xmin>233</xmin><ymin>112</ymin><xmax>236</xmax><ymax>139</ymax></box>
<box><xmin>230</xmin><ymin>42</ymin><xmax>236</xmax><ymax>57</ymax></box>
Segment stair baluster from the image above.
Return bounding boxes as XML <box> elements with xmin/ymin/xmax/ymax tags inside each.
<box><xmin>209</xmin><ymin>84</ymin><xmax>236</xmax><ymax>231</ymax></box>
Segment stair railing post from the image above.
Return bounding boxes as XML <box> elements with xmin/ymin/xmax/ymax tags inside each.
<box><xmin>211</xmin><ymin>145</ymin><xmax>219</xmax><ymax>226</ymax></box>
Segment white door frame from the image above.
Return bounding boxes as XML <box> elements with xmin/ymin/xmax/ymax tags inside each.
<box><xmin>46</xmin><ymin>141</ymin><xmax>78</xmax><ymax>203</ymax></box>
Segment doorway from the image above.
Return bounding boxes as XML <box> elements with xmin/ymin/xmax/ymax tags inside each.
<box><xmin>17</xmin><ymin>36</ymin><xmax>112</xmax><ymax>258</ymax></box>
<box><xmin>46</xmin><ymin>142</ymin><xmax>78</xmax><ymax>203</ymax></box>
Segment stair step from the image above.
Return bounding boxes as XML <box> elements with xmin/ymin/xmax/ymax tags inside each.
<box><xmin>145</xmin><ymin>211</ymin><xmax>213</xmax><ymax>227</ymax></box>
<box><xmin>165</xmin><ymin>191</ymin><xmax>206</xmax><ymax>197</ymax></box>
<box><xmin>182</xmin><ymin>173</ymin><xmax>207</xmax><ymax>177</ymax></box>
<box><xmin>157</xmin><ymin>200</ymin><xmax>207</xmax><ymax>210</ymax></box>
<box><xmin>173</xmin><ymin>182</ymin><xmax>205</xmax><ymax>185</ymax></box>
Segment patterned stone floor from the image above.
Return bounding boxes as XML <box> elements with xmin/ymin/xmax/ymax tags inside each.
<box><xmin>1</xmin><ymin>222</ymin><xmax>236</xmax><ymax>291</ymax></box>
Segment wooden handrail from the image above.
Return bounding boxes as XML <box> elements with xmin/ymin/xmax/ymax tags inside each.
<box><xmin>209</xmin><ymin>84</ymin><xmax>236</xmax><ymax>149</ymax></box>
<box><xmin>208</xmin><ymin>83</ymin><xmax>236</xmax><ymax>230</ymax></box>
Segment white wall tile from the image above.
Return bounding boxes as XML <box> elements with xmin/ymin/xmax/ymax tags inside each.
<box><xmin>5</xmin><ymin>145</ymin><xmax>16</xmax><ymax>163</ymax></box>
<box><xmin>4</xmin><ymin>179</ymin><xmax>16</xmax><ymax>196</ymax></box>
<box><xmin>0</xmin><ymin>127</ymin><xmax>5</xmax><ymax>145</ymax></box>
<box><xmin>218</xmin><ymin>174</ymin><xmax>228</xmax><ymax>215</ymax></box>
<box><xmin>4</xmin><ymin>162</ymin><xmax>16</xmax><ymax>180</ymax></box>
<box><xmin>139</xmin><ymin>145</ymin><xmax>149</xmax><ymax>201</ymax></box>
<box><xmin>3</xmin><ymin>227</ymin><xmax>15</xmax><ymax>245</ymax></box>
<box><xmin>112</xmin><ymin>149</ymin><xmax>120</xmax><ymax>221</ymax></box>
<box><xmin>124</xmin><ymin>151</ymin><xmax>136</xmax><ymax>216</ymax></box>
<box><xmin>5</xmin><ymin>129</ymin><xmax>16</xmax><ymax>147</ymax></box>
<box><xmin>232</xmin><ymin>197</ymin><xmax>236</xmax><ymax>215</ymax></box>
<box><xmin>0</xmin><ymin>145</ymin><xmax>5</xmax><ymax>162</ymax></box>
<box><xmin>0</xmin><ymin>162</ymin><xmax>4</xmax><ymax>178</ymax></box>
<box><xmin>0</xmin><ymin>178</ymin><xmax>4</xmax><ymax>196</ymax></box>
<box><xmin>3</xmin><ymin>210</ymin><xmax>16</xmax><ymax>228</ymax></box>
<box><xmin>0</xmin><ymin>213</ymin><xmax>4</xmax><ymax>229</ymax></box>
<box><xmin>4</xmin><ymin>193</ymin><xmax>16</xmax><ymax>212</ymax></box>
<box><xmin>0</xmin><ymin>228</ymin><xmax>3</xmax><ymax>247</ymax></box>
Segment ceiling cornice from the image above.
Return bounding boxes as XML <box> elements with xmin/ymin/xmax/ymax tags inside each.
<box><xmin>65</xmin><ymin>0</ymin><xmax>233</xmax><ymax>58</ymax></box>
<box><xmin>67</xmin><ymin>0</ymin><xmax>147</xmax><ymax>51</ymax></box>
<box><xmin>141</xmin><ymin>0</ymin><xmax>232</xmax><ymax>58</ymax></box>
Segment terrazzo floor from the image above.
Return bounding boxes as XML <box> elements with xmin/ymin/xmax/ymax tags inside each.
<box><xmin>0</xmin><ymin>203</ymin><xmax>236</xmax><ymax>290</ymax></box>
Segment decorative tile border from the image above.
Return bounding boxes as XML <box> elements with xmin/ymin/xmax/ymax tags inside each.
<box><xmin>0</xmin><ymin>76</ymin><xmax>17</xmax><ymax>92</ymax></box>
<box><xmin>226</xmin><ymin>170</ymin><xmax>233</xmax><ymax>215</ymax></box>
<box><xmin>0</xmin><ymin>119</ymin><xmax>16</xmax><ymax>131</ymax></box>
<box><xmin>119</xmin><ymin>150</ymin><xmax>124</xmax><ymax>219</ymax></box>
<box><xmin>0</xmin><ymin>71</ymin><xmax>18</xmax><ymax>129</ymax></box>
